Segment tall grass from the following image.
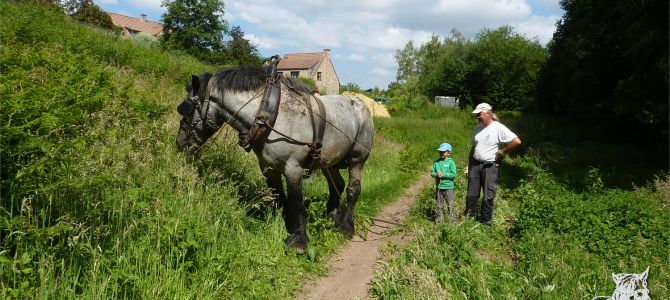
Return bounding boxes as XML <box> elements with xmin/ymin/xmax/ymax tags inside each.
<box><xmin>0</xmin><ymin>3</ymin><xmax>415</xmax><ymax>298</ymax></box>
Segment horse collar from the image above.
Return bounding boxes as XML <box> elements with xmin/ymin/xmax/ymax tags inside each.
<box><xmin>240</xmin><ymin>58</ymin><xmax>282</xmax><ymax>151</ymax></box>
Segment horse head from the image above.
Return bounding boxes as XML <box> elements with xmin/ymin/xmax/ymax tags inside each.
<box><xmin>176</xmin><ymin>73</ymin><xmax>218</xmax><ymax>155</ymax></box>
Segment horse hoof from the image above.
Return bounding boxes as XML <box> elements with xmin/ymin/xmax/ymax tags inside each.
<box><xmin>284</xmin><ymin>234</ymin><xmax>307</xmax><ymax>250</ymax></box>
<box><xmin>338</xmin><ymin>224</ymin><xmax>354</xmax><ymax>240</ymax></box>
<box><xmin>326</xmin><ymin>210</ymin><xmax>341</xmax><ymax>227</ymax></box>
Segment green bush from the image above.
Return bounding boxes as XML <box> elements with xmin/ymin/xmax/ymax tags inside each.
<box><xmin>511</xmin><ymin>167</ymin><xmax>669</xmax><ymax>265</ymax></box>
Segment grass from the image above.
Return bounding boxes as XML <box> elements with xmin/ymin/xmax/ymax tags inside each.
<box><xmin>370</xmin><ymin>109</ymin><xmax>670</xmax><ymax>299</ymax></box>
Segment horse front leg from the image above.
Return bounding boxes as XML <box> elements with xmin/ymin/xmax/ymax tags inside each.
<box><xmin>283</xmin><ymin>165</ymin><xmax>308</xmax><ymax>249</ymax></box>
<box><xmin>262</xmin><ymin>168</ymin><xmax>286</xmax><ymax>211</ymax></box>
<box><xmin>341</xmin><ymin>163</ymin><xmax>364</xmax><ymax>239</ymax></box>
<box><xmin>323</xmin><ymin>167</ymin><xmax>345</xmax><ymax>228</ymax></box>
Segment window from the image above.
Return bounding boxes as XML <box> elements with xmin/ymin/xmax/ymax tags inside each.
<box><xmin>317</xmin><ymin>72</ymin><xmax>322</xmax><ymax>81</ymax></box>
<box><xmin>290</xmin><ymin>71</ymin><xmax>299</xmax><ymax>78</ymax></box>
<box><xmin>277</xmin><ymin>72</ymin><xmax>283</xmax><ymax>77</ymax></box>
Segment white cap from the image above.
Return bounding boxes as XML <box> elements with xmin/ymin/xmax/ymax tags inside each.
<box><xmin>472</xmin><ymin>103</ymin><xmax>492</xmax><ymax>114</ymax></box>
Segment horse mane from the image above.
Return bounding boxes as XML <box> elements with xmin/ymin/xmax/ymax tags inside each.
<box><xmin>212</xmin><ymin>66</ymin><xmax>313</xmax><ymax>95</ymax></box>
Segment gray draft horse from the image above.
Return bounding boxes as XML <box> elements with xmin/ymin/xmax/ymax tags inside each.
<box><xmin>176</xmin><ymin>66</ymin><xmax>374</xmax><ymax>249</ymax></box>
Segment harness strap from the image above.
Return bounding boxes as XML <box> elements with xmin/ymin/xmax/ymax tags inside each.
<box><xmin>304</xmin><ymin>94</ymin><xmax>327</xmax><ymax>177</ymax></box>
<box><xmin>240</xmin><ymin>56</ymin><xmax>282</xmax><ymax>151</ymax></box>
<box><xmin>200</xmin><ymin>76</ymin><xmax>216</xmax><ymax>118</ymax></box>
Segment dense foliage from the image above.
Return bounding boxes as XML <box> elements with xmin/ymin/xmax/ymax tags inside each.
<box><xmin>393</xmin><ymin>26</ymin><xmax>546</xmax><ymax>110</ymax></box>
<box><xmin>161</xmin><ymin>0</ymin><xmax>229</xmax><ymax>63</ymax></box>
<box><xmin>223</xmin><ymin>26</ymin><xmax>262</xmax><ymax>65</ymax></box>
<box><xmin>537</xmin><ymin>0</ymin><xmax>669</xmax><ymax>129</ymax></box>
<box><xmin>340</xmin><ymin>82</ymin><xmax>362</xmax><ymax>93</ymax></box>
<box><xmin>160</xmin><ymin>0</ymin><xmax>262</xmax><ymax>66</ymax></box>
<box><xmin>64</xmin><ymin>0</ymin><xmax>115</xmax><ymax>30</ymax></box>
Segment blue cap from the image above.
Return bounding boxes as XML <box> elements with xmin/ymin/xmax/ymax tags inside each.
<box><xmin>437</xmin><ymin>143</ymin><xmax>452</xmax><ymax>152</ymax></box>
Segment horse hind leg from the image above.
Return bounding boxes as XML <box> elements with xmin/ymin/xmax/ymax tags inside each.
<box><xmin>323</xmin><ymin>167</ymin><xmax>345</xmax><ymax>227</ymax></box>
<box><xmin>341</xmin><ymin>163</ymin><xmax>364</xmax><ymax>239</ymax></box>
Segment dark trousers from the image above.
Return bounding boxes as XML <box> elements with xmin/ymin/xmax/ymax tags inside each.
<box><xmin>465</xmin><ymin>162</ymin><xmax>498</xmax><ymax>225</ymax></box>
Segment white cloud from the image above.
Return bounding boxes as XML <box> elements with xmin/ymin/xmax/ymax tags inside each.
<box><xmin>336</xmin><ymin>53</ymin><xmax>366</xmax><ymax>62</ymax></box>
<box><xmin>528</xmin><ymin>0</ymin><xmax>562</xmax><ymax>11</ymax></box>
<box><xmin>370</xmin><ymin>52</ymin><xmax>397</xmax><ymax>67</ymax></box>
<box><xmin>131</xmin><ymin>0</ymin><xmax>163</xmax><ymax>12</ymax></box>
<box><xmin>513</xmin><ymin>14</ymin><xmax>561</xmax><ymax>45</ymax></box>
<box><xmin>369</xmin><ymin>68</ymin><xmax>394</xmax><ymax>77</ymax></box>
<box><xmin>247</xmin><ymin>34</ymin><xmax>281</xmax><ymax>50</ymax></box>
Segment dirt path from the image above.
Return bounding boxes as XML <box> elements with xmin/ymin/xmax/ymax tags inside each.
<box><xmin>299</xmin><ymin>174</ymin><xmax>432</xmax><ymax>300</ymax></box>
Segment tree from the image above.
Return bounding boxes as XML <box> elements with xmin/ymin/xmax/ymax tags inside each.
<box><xmin>395</xmin><ymin>41</ymin><xmax>419</xmax><ymax>82</ymax></box>
<box><xmin>417</xmin><ymin>30</ymin><xmax>470</xmax><ymax>103</ymax></box>
<box><xmin>537</xmin><ymin>0</ymin><xmax>668</xmax><ymax>129</ymax></box>
<box><xmin>161</xmin><ymin>0</ymin><xmax>229</xmax><ymax>63</ymax></box>
<box><xmin>63</xmin><ymin>0</ymin><xmax>114</xmax><ymax>30</ymax></box>
<box><xmin>464</xmin><ymin>26</ymin><xmax>546</xmax><ymax>110</ymax></box>
<box><xmin>224</xmin><ymin>26</ymin><xmax>261</xmax><ymax>65</ymax></box>
<box><xmin>341</xmin><ymin>82</ymin><xmax>361</xmax><ymax>93</ymax></box>
<box><xmin>393</xmin><ymin>27</ymin><xmax>544</xmax><ymax>110</ymax></box>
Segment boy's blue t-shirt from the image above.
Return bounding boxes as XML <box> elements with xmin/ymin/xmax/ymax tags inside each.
<box><xmin>431</xmin><ymin>157</ymin><xmax>457</xmax><ymax>189</ymax></box>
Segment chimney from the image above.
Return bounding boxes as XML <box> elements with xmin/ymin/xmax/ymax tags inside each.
<box><xmin>140</xmin><ymin>14</ymin><xmax>147</xmax><ymax>22</ymax></box>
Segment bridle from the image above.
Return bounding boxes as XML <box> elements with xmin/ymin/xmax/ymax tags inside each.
<box><xmin>179</xmin><ymin>75</ymin><xmax>222</xmax><ymax>153</ymax></box>
<box><xmin>179</xmin><ymin>72</ymin><xmax>266</xmax><ymax>155</ymax></box>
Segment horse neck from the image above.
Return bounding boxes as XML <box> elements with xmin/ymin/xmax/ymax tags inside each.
<box><xmin>212</xmin><ymin>88</ymin><xmax>264</xmax><ymax>132</ymax></box>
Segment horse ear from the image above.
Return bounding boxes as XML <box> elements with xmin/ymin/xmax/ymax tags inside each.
<box><xmin>177</xmin><ymin>100</ymin><xmax>195</xmax><ymax>116</ymax></box>
<box><xmin>191</xmin><ymin>75</ymin><xmax>201</xmax><ymax>92</ymax></box>
<box><xmin>641</xmin><ymin>267</ymin><xmax>649</xmax><ymax>281</ymax></box>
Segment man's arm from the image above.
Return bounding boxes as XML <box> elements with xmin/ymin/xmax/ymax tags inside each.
<box><xmin>498</xmin><ymin>137</ymin><xmax>521</xmax><ymax>156</ymax></box>
<box><xmin>465</xmin><ymin>146</ymin><xmax>474</xmax><ymax>177</ymax></box>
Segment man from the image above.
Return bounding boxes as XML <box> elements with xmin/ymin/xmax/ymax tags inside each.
<box><xmin>465</xmin><ymin>103</ymin><xmax>521</xmax><ymax>226</ymax></box>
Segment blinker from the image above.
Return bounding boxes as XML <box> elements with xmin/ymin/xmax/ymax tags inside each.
<box><xmin>177</xmin><ymin>100</ymin><xmax>195</xmax><ymax>116</ymax></box>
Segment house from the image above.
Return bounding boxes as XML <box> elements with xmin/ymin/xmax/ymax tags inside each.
<box><xmin>106</xmin><ymin>12</ymin><xmax>163</xmax><ymax>38</ymax></box>
<box><xmin>277</xmin><ymin>49</ymin><xmax>340</xmax><ymax>95</ymax></box>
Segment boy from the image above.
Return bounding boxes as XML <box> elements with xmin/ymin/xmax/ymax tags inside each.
<box><xmin>431</xmin><ymin>142</ymin><xmax>457</xmax><ymax>224</ymax></box>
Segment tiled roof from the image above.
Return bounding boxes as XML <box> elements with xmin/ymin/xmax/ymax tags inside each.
<box><xmin>107</xmin><ymin>12</ymin><xmax>163</xmax><ymax>36</ymax></box>
<box><xmin>277</xmin><ymin>52</ymin><xmax>326</xmax><ymax>70</ymax></box>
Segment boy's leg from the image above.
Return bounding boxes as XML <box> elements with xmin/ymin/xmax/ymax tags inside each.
<box><xmin>435</xmin><ymin>189</ymin><xmax>446</xmax><ymax>224</ymax></box>
<box><xmin>445</xmin><ymin>189</ymin><xmax>455</xmax><ymax>223</ymax></box>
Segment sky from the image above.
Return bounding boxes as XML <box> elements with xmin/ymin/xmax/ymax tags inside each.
<box><xmin>94</xmin><ymin>0</ymin><xmax>564</xmax><ymax>90</ymax></box>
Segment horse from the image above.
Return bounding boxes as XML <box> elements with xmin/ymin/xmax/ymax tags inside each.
<box><xmin>175</xmin><ymin>64</ymin><xmax>374</xmax><ymax>249</ymax></box>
